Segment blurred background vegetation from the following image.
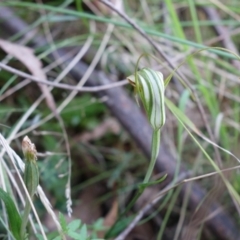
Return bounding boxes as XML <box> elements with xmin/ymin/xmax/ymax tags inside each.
<box><xmin>0</xmin><ymin>0</ymin><xmax>240</xmax><ymax>239</ymax></box>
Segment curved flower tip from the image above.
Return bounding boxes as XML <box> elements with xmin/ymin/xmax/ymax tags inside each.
<box><xmin>22</xmin><ymin>136</ymin><xmax>37</xmax><ymax>162</ymax></box>
<box><xmin>127</xmin><ymin>68</ymin><xmax>166</xmax><ymax>130</ymax></box>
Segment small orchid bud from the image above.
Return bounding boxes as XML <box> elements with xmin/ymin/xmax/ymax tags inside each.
<box><xmin>22</xmin><ymin>136</ymin><xmax>39</xmax><ymax>198</ymax></box>
<box><xmin>22</xmin><ymin>136</ymin><xmax>37</xmax><ymax>162</ymax></box>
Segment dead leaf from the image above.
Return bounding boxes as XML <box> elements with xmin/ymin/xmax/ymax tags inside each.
<box><xmin>0</xmin><ymin>39</ymin><xmax>57</xmax><ymax>114</ymax></box>
<box><xmin>126</xmin><ymin>222</ymin><xmax>155</xmax><ymax>240</ymax></box>
<box><xmin>98</xmin><ymin>199</ymin><xmax>118</xmax><ymax>238</ymax></box>
<box><xmin>72</xmin><ymin>185</ymin><xmax>102</xmax><ymax>224</ymax></box>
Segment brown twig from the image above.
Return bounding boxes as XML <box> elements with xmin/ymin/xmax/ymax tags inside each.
<box><xmin>0</xmin><ymin>62</ymin><xmax>128</xmax><ymax>92</ymax></box>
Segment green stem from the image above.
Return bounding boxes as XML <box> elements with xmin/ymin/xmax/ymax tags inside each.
<box><xmin>121</xmin><ymin>189</ymin><xmax>143</xmax><ymax>217</ymax></box>
<box><xmin>105</xmin><ymin>130</ymin><xmax>161</xmax><ymax>238</ymax></box>
<box><xmin>124</xmin><ymin>129</ymin><xmax>160</xmax><ymax>213</ymax></box>
<box><xmin>144</xmin><ymin>129</ymin><xmax>160</xmax><ymax>183</ymax></box>
<box><xmin>20</xmin><ymin>200</ymin><xmax>31</xmax><ymax>239</ymax></box>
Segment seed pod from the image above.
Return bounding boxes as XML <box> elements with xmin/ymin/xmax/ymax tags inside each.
<box><xmin>23</xmin><ymin>160</ymin><xmax>39</xmax><ymax>198</ymax></box>
<box><xmin>127</xmin><ymin>68</ymin><xmax>166</xmax><ymax>130</ymax></box>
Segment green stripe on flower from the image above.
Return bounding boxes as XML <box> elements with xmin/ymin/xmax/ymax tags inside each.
<box><xmin>127</xmin><ymin>68</ymin><xmax>166</xmax><ymax>130</ymax></box>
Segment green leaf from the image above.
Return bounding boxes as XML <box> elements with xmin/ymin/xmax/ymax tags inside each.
<box><xmin>67</xmin><ymin>219</ymin><xmax>81</xmax><ymax>232</ymax></box>
<box><xmin>79</xmin><ymin>224</ymin><xmax>88</xmax><ymax>240</ymax></box>
<box><xmin>52</xmin><ymin>236</ymin><xmax>62</xmax><ymax>240</ymax></box>
<box><xmin>59</xmin><ymin>212</ymin><xmax>68</xmax><ymax>233</ymax></box>
<box><xmin>36</xmin><ymin>233</ymin><xmax>44</xmax><ymax>240</ymax></box>
<box><xmin>92</xmin><ymin>218</ymin><xmax>104</xmax><ymax>231</ymax></box>
<box><xmin>67</xmin><ymin>231</ymin><xmax>81</xmax><ymax>239</ymax></box>
<box><xmin>37</xmin><ymin>232</ymin><xmax>60</xmax><ymax>240</ymax></box>
<box><xmin>138</xmin><ymin>174</ymin><xmax>167</xmax><ymax>190</ymax></box>
<box><xmin>46</xmin><ymin>231</ymin><xmax>60</xmax><ymax>240</ymax></box>
<box><xmin>0</xmin><ymin>188</ymin><xmax>22</xmax><ymax>240</ymax></box>
<box><xmin>105</xmin><ymin>216</ymin><xmax>134</xmax><ymax>238</ymax></box>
